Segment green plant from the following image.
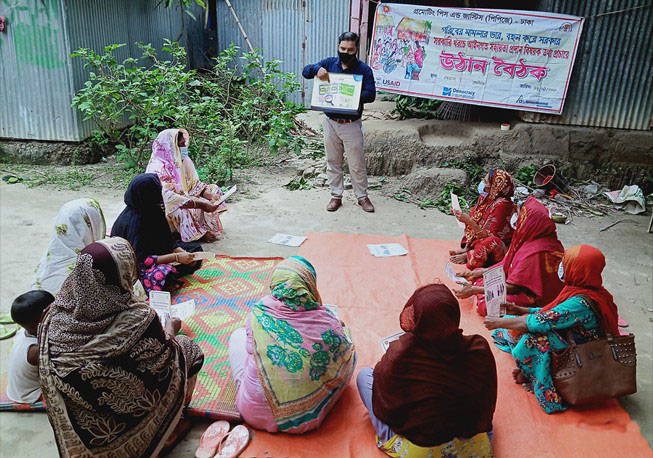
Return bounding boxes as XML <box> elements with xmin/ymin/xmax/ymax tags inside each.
<box><xmin>285</xmin><ymin>176</ymin><xmax>312</xmax><ymax>191</ymax></box>
<box><xmin>517</xmin><ymin>164</ymin><xmax>538</xmax><ymax>187</ymax></box>
<box><xmin>163</xmin><ymin>0</ymin><xmax>206</xmax><ymax>41</ymax></box>
<box><xmin>433</xmin><ymin>183</ymin><xmax>469</xmax><ymax>213</ymax></box>
<box><xmin>392</xmin><ymin>94</ymin><xmax>442</xmax><ymax>119</ymax></box>
<box><xmin>71</xmin><ymin>41</ymin><xmax>304</xmax><ymax>184</ymax></box>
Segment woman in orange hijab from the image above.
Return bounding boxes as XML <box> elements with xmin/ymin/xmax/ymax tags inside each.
<box><xmin>484</xmin><ymin>245</ymin><xmax>620</xmax><ymax>413</ymax></box>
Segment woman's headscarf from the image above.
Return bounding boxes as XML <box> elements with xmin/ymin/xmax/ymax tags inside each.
<box><xmin>145</xmin><ymin>129</ymin><xmax>204</xmax><ymax>215</ymax></box>
<box><xmin>39</xmin><ymin>237</ymin><xmax>202</xmax><ymax>458</ymax></box>
<box><xmin>372</xmin><ymin>284</ymin><xmax>497</xmax><ymax>447</ymax></box>
<box><xmin>250</xmin><ymin>256</ymin><xmax>356</xmax><ymax>433</ymax></box>
<box><xmin>463</xmin><ymin>169</ymin><xmax>516</xmax><ymax>247</ymax></box>
<box><xmin>32</xmin><ymin>198</ymin><xmax>106</xmax><ymax>294</ymax></box>
<box><xmin>111</xmin><ymin>173</ymin><xmax>175</xmax><ymax>262</ymax></box>
<box><xmin>540</xmin><ymin>245</ymin><xmax>620</xmax><ymax>336</ymax></box>
<box><xmin>501</xmin><ymin>197</ymin><xmax>564</xmax><ymax>304</ymax></box>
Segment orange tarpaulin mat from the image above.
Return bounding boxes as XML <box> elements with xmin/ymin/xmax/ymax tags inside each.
<box><xmin>243</xmin><ymin>232</ymin><xmax>650</xmax><ymax>457</ymax></box>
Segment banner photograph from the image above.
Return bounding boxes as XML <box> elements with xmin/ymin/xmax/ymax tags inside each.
<box><xmin>370</xmin><ymin>4</ymin><xmax>584</xmax><ymax>114</ymax></box>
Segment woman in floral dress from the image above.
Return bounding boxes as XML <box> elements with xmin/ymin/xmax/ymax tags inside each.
<box><xmin>484</xmin><ymin>245</ymin><xmax>620</xmax><ymax>413</ymax></box>
<box><xmin>228</xmin><ymin>256</ymin><xmax>356</xmax><ymax>434</ymax></box>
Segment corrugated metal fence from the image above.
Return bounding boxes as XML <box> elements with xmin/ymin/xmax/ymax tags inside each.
<box><xmin>0</xmin><ymin>0</ymin><xmax>182</xmax><ymax>141</ymax></box>
<box><xmin>216</xmin><ymin>0</ymin><xmax>351</xmax><ymax>105</ymax></box>
<box><xmin>521</xmin><ymin>0</ymin><xmax>652</xmax><ymax>130</ymax></box>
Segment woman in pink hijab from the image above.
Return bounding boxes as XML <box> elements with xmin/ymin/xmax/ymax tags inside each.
<box><xmin>146</xmin><ymin>129</ymin><xmax>227</xmax><ymax>242</ymax></box>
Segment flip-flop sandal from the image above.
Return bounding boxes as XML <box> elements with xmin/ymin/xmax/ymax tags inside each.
<box><xmin>0</xmin><ymin>313</ymin><xmax>14</xmax><ymax>324</ymax></box>
<box><xmin>195</xmin><ymin>420</ymin><xmax>230</xmax><ymax>458</ymax></box>
<box><xmin>214</xmin><ymin>425</ymin><xmax>250</xmax><ymax>458</ymax></box>
<box><xmin>0</xmin><ymin>324</ymin><xmax>17</xmax><ymax>340</ymax></box>
<box><xmin>618</xmin><ymin>315</ymin><xmax>629</xmax><ymax>327</ymax></box>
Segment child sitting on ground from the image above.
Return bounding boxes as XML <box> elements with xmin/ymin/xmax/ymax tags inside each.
<box><xmin>6</xmin><ymin>290</ymin><xmax>54</xmax><ymax>403</ymax></box>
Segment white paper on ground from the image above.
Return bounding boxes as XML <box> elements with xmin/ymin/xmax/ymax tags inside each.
<box><xmin>483</xmin><ymin>265</ymin><xmax>506</xmax><ymax>317</ymax></box>
<box><xmin>367</xmin><ymin>243</ymin><xmax>408</xmax><ymax>257</ymax></box>
<box><xmin>216</xmin><ymin>185</ymin><xmax>237</xmax><ymax>205</ymax></box>
<box><xmin>445</xmin><ymin>261</ymin><xmax>465</xmax><ymax>284</ymax></box>
<box><xmin>171</xmin><ymin>299</ymin><xmax>196</xmax><ymax>321</ymax></box>
<box><xmin>451</xmin><ymin>193</ymin><xmax>466</xmax><ymax>228</ymax></box>
<box><xmin>149</xmin><ymin>291</ymin><xmax>171</xmax><ymax>325</ymax></box>
<box><xmin>381</xmin><ymin>331</ymin><xmax>406</xmax><ymax>352</ymax></box>
<box><xmin>267</xmin><ymin>233</ymin><xmax>307</xmax><ymax>247</ymax></box>
<box><xmin>193</xmin><ymin>252</ymin><xmax>216</xmax><ymax>261</ymax></box>
<box><xmin>323</xmin><ymin>304</ymin><xmax>339</xmax><ymax>319</ymax></box>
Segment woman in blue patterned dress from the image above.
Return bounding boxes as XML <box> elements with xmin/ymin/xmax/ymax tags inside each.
<box><xmin>484</xmin><ymin>244</ymin><xmax>621</xmax><ymax>414</ymax></box>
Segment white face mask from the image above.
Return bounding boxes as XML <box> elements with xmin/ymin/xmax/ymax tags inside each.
<box><xmin>477</xmin><ymin>180</ymin><xmax>488</xmax><ymax>196</ymax></box>
<box><xmin>510</xmin><ymin>213</ymin><xmax>518</xmax><ymax>230</ymax></box>
<box><xmin>179</xmin><ymin>146</ymin><xmax>189</xmax><ymax>159</ymax></box>
<box><xmin>558</xmin><ymin>262</ymin><xmax>564</xmax><ymax>282</ymax></box>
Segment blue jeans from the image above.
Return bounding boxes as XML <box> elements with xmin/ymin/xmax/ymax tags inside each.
<box><xmin>356</xmin><ymin>368</ymin><xmax>394</xmax><ymax>443</ymax></box>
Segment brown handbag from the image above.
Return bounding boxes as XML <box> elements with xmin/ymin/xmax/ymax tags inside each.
<box><xmin>551</xmin><ymin>297</ymin><xmax>637</xmax><ymax>406</ymax></box>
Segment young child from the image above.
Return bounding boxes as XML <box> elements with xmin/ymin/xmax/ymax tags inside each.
<box><xmin>6</xmin><ymin>290</ymin><xmax>54</xmax><ymax>403</ymax></box>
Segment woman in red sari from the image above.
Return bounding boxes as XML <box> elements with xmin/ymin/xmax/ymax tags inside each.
<box><xmin>450</xmin><ymin>170</ymin><xmax>516</xmax><ymax>270</ymax></box>
<box><xmin>455</xmin><ymin>197</ymin><xmax>564</xmax><ymax>316</ymax></box>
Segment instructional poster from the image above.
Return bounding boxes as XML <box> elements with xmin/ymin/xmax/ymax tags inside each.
<box><xmin>310</xmin><ymin>73</ymin><xmax>363</xmax><ymax>114</ymax></box>
<box><xmin>483</xmin><ymin>265</ymin><xmax>506</xmax><ymax>317</ymax></box>
<box><xmin>370</xmin><ymin>3</ymin><xmax>583</xmax><ymax>114</ymax></box>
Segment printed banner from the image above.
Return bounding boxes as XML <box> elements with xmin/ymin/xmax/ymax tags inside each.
<box><xmin>370</xmin><ymin>4</ymin><xmax>583</xmax><ymax>114</ymax></box>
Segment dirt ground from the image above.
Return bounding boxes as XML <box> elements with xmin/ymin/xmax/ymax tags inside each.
<box><xmin>0</xmin><ymin>165</ymin><xmax>651</xmax><ymax>457</ymax></box>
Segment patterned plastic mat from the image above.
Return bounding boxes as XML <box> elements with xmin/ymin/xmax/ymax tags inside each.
<box><xmin>175</xmin><ymin>256</ymin><xmax>281</xmax><ymax>420</ymax></box>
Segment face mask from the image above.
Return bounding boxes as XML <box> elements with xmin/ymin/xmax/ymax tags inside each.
<box><xmin>510</xmin><ymin>213</ymin><xmax>518</xmax><ymax>230</ymax></box>
<box><xmin>477</xmin><ymin>180</ymin><xmax>488</xmax><ymax>197</ymax></box>
<box><xmin>179</xmin><ymin>146</ymin><xmax>189</xmax><ymax>159</ymax></box>
<box><xmin>558</xmin><ymin>262</ymin><xmax>564</xmax><ymax>282</ymax></box>
<box><xmin>338</xmin><ymin>51</ymin><xmax>356</xmax><ymax>65</ymax></box>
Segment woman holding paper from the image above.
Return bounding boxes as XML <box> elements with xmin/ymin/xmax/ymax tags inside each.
<box><xmin>454</xmin><ymin>197</ymin><xmax>564</xmax><ymax>315</ymax></box>
<box><xmin>450</xmin><ymin>169</ymin><xmax>516</xmax><ymax>270</ymax></box>
<box><xmin>357</xmin><ymin>284</ymin><xmax>497</xmax><ymax>457</ymax></box>
<box><xmin>484</xmin><ymin>245</ymin><xmax>619</xmax><ymax>414</ymax></box>
<box><xmin>146</xmin><ymin>128</ymin><xmax>227</xmax><ymax>243</ymax></box>
<box><xmin>228</xmin><ymin>256</ymin><xmax>356</xmax><ymax>434</ymax></box>
<box><xmin>111</xmin><ymin>173</ymin><xmax>203</xmax><ymax>294</ymax></box>
<box><xmin>38</xmin><ymin>237</ymin><xmax>204</xmax><ymax>457</ymax></box>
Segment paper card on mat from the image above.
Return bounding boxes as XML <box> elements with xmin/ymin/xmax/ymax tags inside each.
<box><xmin>445</xmin><ymin>261</ymin><xmax>465</xmax><ymax>284</ymax></box>
<box><xmin>193</xmin><ymin>252</ymin><xmax>216</xmax><ymax>261</ymax></box>
<box><xmin>367</xmin><ymin>243</ymin><xmax>408</xmax><ymax>257</ymax></box>
<box><xmin>171</xmin><ymin>299</ymin><xmax>196</xmax><ymax>321</ymax></box>
<box><xmin>268</xmin><ymin>233</ymin><xmax>307</xmax><ymax>247</ymax></box>
<box><xmin>323</xmin><ymin>304</ymin><xmax>339</xmax><ymax>319</ymax></box>
<box><xmin>381</xmin><ymin>331</ymin><xmax>405</xmax><ymax>352</ymax></box>
<box><xmin>483</xmin><ymin>265</ymin><xmax>506</xmax><ymax>317</ymax></box>
<box><xmin>216</xmin><ymin>185</ymin><xmax>237</xmax><ymax>205</ymax></box>
<box><xmin>149</xmin><ymin>291</ymin><xmax>171</xmax><ymax>325</ymax></box>
<box><xmin>451</xmin><ymin>193</ymin><xmax>466</xmax><ymax>228</ymax></box>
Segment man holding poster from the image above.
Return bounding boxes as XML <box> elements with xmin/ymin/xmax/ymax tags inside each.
<box><xmin>303</xmin><ymin>32</ymin><xmax>377</xmax><ymax>213</ymax></box>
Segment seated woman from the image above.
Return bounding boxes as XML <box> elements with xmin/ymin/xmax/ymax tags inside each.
<box><xmin>228</xmin><ymin>256</ymin><xmax>356</xmax><ymax>434</ymax></box>
<box><xmin>358</xmin><ymin>284</ymin><xmax>497</xmax><ymax>458</ymax></box>
<box><xmin>450</xmin><ymin>170</ymin><xmax>516</xmax><ymax>270</ymax></box>
<box><xmin>38</xmin><ymin>237</ymin><xmax>204</xmax><ymax>457</ymax></box>
<box><xmin>111</xmin><ymin>173</ymin><xmax>203</xmax><ymax>294</ymax></box>
<box><xmin>455</xmin><ymin>197</ymin><xmax>564</xmax><ymax>315</ymax></box>
<box><xmin>146</xmin><ymin>128</ymin><xmax>226</xmax><ymax>243</ymax></box>
<box><xmin>484</xmin><ymin>245</ymin><xmax>620</xmax><ymax>414</ymax></box>
<box><xmin>32</xmin><ymin>198</ymin><xmax>106</xmax><ymax>293</ymax></box>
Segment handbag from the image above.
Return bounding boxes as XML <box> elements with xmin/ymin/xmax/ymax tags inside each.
<box><xmin>551</xmin><ymin>296</ymin><xmax>637</xmax><ymax>406</ymax></box>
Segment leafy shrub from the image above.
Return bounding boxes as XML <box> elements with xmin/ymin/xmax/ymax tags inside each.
<box><xmin>71</xmin><ymin>40</ymin><xmax>305</xmax><ymax>184</ymax></box>
<box><xmin>391</xmin><ymin>94</ymin><xmax>442</xmax><ymax>119</ymax></box>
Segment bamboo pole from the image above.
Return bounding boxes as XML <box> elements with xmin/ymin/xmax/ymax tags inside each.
<box><xmin>223</xmin><ymin>0</ymin><xmax>256</xmax><ymax>54</ymax></box>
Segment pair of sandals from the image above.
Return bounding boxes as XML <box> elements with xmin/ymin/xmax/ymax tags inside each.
<box><xmin>195</xmin><ymin>421</ymin><xmax>250</xmax><ymax>458</ymax></box>
<box><xmin>0</xmin><ymin>314</ymin><xmax>17</xmax><ymax>340</ymax></box>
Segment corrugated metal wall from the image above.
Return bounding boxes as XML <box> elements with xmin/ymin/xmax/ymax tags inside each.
<box><xmin>0</xmin><ymin>0</ymin><xmax>182</xmax><ymax>141</ymax></box>
<box><xmin>0</xmin><ymin>0</ymin><xmax>76</xmax><ymax>140</ymax></box>
<box><xmin>216</xmin><ymin>0</ymin><xmax>351</xmax><ymax>105</ymax></box>
<box><xmin>520</xmin><ymin>0</ymin><xmax>652</xmax><ymax>130</ymax></box>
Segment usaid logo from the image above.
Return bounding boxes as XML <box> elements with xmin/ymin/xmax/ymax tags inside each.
<box><xmin>443</xmin><ymin>87</ymin><xmax>452</xmax><ymax>96</ymax></box>
<box><xmin>383</xmin><ymin>80</ymin><xmax>401</xmax><ymax>87</ymax></box>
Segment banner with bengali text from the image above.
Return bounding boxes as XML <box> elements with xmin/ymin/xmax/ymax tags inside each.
<box><xmin>370</xmin><ymin>4</ymin><xmax>583</xmax><ymax>114</ymax></box>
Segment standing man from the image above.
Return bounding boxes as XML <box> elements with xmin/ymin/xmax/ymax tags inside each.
<box><xmin>302</xmin><ymin>32</ymin><xmax>376</xmax><ymax>213</ymax></box>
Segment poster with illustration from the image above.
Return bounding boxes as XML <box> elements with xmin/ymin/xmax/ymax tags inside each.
<box><xmin>370</xmin><ymin>3</ymin><xmax>583</xmax><ymax>114</ymax></box>
<box><xmin>310</xmin><ymin>73</ymin><xmax>363</xmax><ymax>114</ymax></box>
